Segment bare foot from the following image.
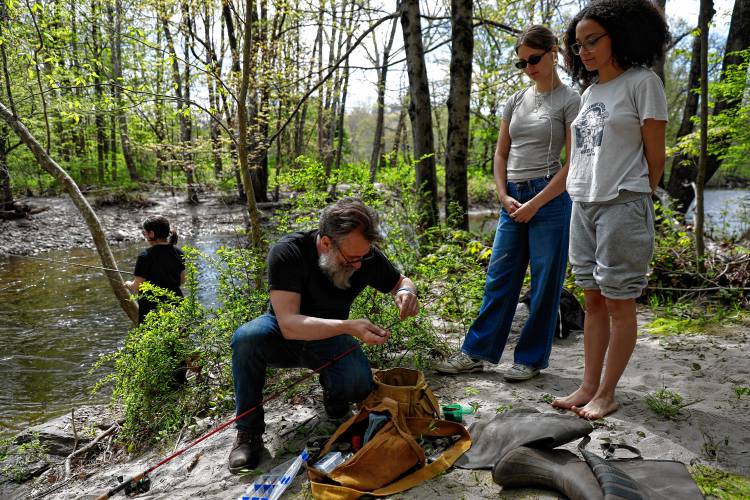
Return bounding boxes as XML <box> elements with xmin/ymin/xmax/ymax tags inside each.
<box><xmin>572</xmin><ymin>396</ymin><xmax>619</xmax><ymax>420</ymax></box>
<box><xmin>551</xmin><ymin>386</ymin><xmax>596</xmax><ymax>410</ymax></box>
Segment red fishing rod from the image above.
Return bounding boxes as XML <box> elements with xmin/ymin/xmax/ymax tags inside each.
<box><xmin>94</xmin><ymin>342</ymin><xmax>362</xmax><ymax>499</ymax></box>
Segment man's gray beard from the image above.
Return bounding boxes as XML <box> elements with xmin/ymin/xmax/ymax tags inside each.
<box><xmin>319</xmin><ymin>251</ymin><xmax>355</xmax><ymax>289</ymax></box>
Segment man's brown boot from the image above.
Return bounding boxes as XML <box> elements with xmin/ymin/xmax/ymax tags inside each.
<box><xmin>228</xmin><ymin>431</ymin><xmax>263</xmax><ymax>474</ymax></box>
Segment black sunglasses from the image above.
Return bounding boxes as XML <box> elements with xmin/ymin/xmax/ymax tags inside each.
<box><xmin>514</xmin><ymin>49</ymin><xmax>551</xmax><ymax>69</ymax></box>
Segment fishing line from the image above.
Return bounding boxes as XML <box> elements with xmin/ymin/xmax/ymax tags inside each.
<box><xmin>0</xmin><ymin>252</ymin><xmax>133</xmax><ymax>275</ymax></box>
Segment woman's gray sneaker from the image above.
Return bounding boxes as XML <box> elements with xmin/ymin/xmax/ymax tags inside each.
<box><xmin>503</xmin><ymin>363</ymin><xmax>540</xmax><ymax>381</ymax></box>
<box><xmin>435</xmin><ymin>352</ymin><xmax>484</xmax><ymax>374</ymax></box>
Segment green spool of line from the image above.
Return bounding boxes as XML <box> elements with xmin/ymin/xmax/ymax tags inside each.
<box><xmin>441</xmin><ymin>404</ymin><xmax>475</xmax><ymax>423</ymax></box>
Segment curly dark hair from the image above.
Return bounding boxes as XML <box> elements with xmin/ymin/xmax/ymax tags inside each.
<box><xmin>563</xmin><ymin>0</ymin><xmax>670</xmax><ymax>87</ymax></box>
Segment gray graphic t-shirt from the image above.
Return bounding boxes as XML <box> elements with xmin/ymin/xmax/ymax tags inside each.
<box><xmin>567</xmin><ymin>67</ymin><xmax>668</xmax><ymax>202</ymax></box>
<box><xmin>502</xmin><ymin>84</ymin><xmax>580</xmax><ymax>181</ymax></box>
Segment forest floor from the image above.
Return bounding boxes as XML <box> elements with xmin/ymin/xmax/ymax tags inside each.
<box><xmin>2</xmin><ymin>191</ymin><xmax>749</xmax><ymax>498</ymax></box>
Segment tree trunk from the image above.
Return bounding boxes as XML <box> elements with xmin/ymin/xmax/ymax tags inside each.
<box><xmin>161</xmin><ymin>6</ymin><xmax>198</xmax><ymax>203</ymax></box>
<box><xmin>222</xmin><ymin>0</ymin><xmax>245</xmax><ymax>201</ymax></box>
<box><xmin>391</xmin><ymin>96</ymin><xmax>407</xmax><ymax>162</ymax></box>
<box><xmin>0</xmin><ymin>8</ymin><xmax>14</xmax><ymax>210</ymax></box>
<box><xmin>205</xmin><ymin>9</ymin><xmax>224</xmax><ymax>180</ymax></box>
<box><xmin>334</xmin><ymin>57</ymin><xmax>350</xmax><ymax>177</ymax></box>
<box><xmin>445</xmin><ymin>0</ymin><xmax>473</xmax><ymax>229</ymax></box>
<box><xmin>316</xmin><ymin>1</ymin><xmax>329</xmax><ymax>168</ymax></box>
<box><xmin>0</xmin><ymin>126</ymin><xmax>11</xmax><ymax>209</ymax></box>
<box><xmin>294</xmin><ymin>20</ymin><xmax>320</xmax><ymax>158</ymax></box>
<box><xmin>181</xmin><ymin>1</ymin><xmax>198</xmax><ymax>203</ymax></box>
<box><xmin>154</xmin><ymin>25</ymin><xmax>166</xmax><ymax>183</ymax></box>
<box><xmin>108</xmin><ymin>0</ymin><xmax>139</xmax><ymax>182</ymax></box>
<box><xmin>238</xmin><ymin>0</ymin><xmax>263</xmax><ymax>248</ymax></box>
<box><xmin>0</xmin><ymin>103</ymin><xmax>138</xmax><ymax>324</ymax></box>
<box><xmin>667</xmin><ymin>0</ymin><xmax>749</xmax><ymax>211</ymax></box>
<box><xmin>401</xmin><ymin>0</ymin><xmax>438</xmax><ymax>228</ymax></box>
<box><xmin>370</xmin><ymin>17</ymin><xmax>399</xmax><ymax>181</ymax></box>
<box><xmin>109</xmin><ymin>112</ymin><xmax>117</xmax><ymax>181</ymax></box>
<box><xmin>705</xmin><ymin>0</ymin><xmax>750</xmax><ymax>181</ymax></box>
<box><xmin>92</xmin><ymin>0</ymin><xmax>106</xmax><ymax>184</ymax></box>
<box><xmin>246</xmin><ymin>0</ymin><xmax>270</xmax><ymax>203</ymax></box>
<box><xmin>666</xmin><ymin>23</ymin><xmax>705</xmax><ymax>211</ymax></box>
<box><xmin>652</xmin><ymin>0</ymin><xmax>667</xmax><ymax>83</ymax></box>
<box><xmin>695</xmin><ymin>0</ymin><xmax>713</xmax><ymax>272</ymax></box>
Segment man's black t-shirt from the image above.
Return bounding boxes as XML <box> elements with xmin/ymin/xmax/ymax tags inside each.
<box><xmin>267</xmin><ymin>230</ymin><xmax>401</xmax><ymax>319</ymax></box>
<box><xmin>133</xmin><ymin>244</ymin><xmax>185</xmax><ymax>324</ymax></box>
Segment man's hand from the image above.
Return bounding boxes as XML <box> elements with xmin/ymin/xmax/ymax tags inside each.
<box><xmin>395</xmin><ymin>289</ymin><xmax>419</xmax><ymax>320</ymax></box>
<box><xmin>348</xmin><ymin>318</ymin><xmax>390</xmax><ymax>345</ymax></box>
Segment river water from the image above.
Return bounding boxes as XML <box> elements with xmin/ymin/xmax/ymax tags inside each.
<box><xmin>1</xmin><ymin>189</ymin><xmax>748</xmax><ymax>436</ymax></box>
<box><xmin>469</xmin><ymin>188</ymin><xmax>750</xmax><ymax>237</ymax></box>
<box><xmin>0</xmin><ymin>233</ymin><xmax>244</xmax><ymax>436</ymax></box>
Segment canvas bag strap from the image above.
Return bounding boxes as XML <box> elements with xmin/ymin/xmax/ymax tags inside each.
<box><xmin>310</xmin><ymin>417</ymin><xmax>471</xmax><ymax>499</ymax></box>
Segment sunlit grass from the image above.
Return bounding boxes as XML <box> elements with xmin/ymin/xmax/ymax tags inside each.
<box><xmin>691</xmin><ymin>464</ymin><xmax>750</xmax><ymax>499</ymax></box>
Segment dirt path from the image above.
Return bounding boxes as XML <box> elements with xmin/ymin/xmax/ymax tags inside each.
<box><xmin>11</xmin><ymin>307</ymin><xmax>748</xmax><ymax>499</ymax></box>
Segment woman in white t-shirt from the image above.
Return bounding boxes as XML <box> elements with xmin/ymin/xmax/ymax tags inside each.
<box><xmin>436</xmin><ymin>25</ymin><xmax>580</xmax><ymax>381</ymax></box>
<box><xmin>552</xmin><ymin>0</ymin><xmax>669</xmax><ymax>420</ymax></box>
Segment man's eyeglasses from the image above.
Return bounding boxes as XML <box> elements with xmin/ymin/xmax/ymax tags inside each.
<box><xmin>336</xmin><ymin>246</ymin><xmax>374</xmax><ymax>265</ymax></box>
<box><xmin>514</xmin><ymin>49</ymin><xmax>551</xmax><ymax>69</ymax></box>
<box><xmin>571</xmin><ymin>33</ymin><xmax>609</xmax><ymax>56</ymax></box>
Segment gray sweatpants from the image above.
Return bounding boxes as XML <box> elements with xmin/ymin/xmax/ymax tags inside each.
<box><xmin>569</xmin><ymin>192</ymin><xmax>655</xmax><ymax>300</ymax></box>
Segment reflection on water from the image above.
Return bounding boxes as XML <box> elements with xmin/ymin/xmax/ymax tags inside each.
<box><xmin>0</xmin><ymin>233</ymin><xmax>246</xmax><ymax>435</ymax></box>
<box><xmin>687</xmin><ymin>189</ymin><xmax>750</xmax><ymax>238</ymax></box>
<box><xmin>468</xmin><ymin>209</ymin><xmax>498</xmax><ymax>235</ymax></box>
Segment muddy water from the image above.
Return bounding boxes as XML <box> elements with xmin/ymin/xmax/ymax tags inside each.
<box><xmin>0</xmin><ymin>234</ymin><xmax>244</xmax><ymax>435</ymax></box>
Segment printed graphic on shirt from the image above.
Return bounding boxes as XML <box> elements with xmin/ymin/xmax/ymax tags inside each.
<box><xmin>574</xmin><ymin>102</ymin><xmax>609</xmax><ymax>155</ymax></box>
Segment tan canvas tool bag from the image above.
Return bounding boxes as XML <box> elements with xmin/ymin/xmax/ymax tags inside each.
<box><xmin>361</xmin><ymin>367</ymin><xmax>441</xmax><ymax>418</ymax></box>
<box><xmin>306</xmin><ymin>397</ymin><xmax>471</xmax><ymax>499</ymax></box>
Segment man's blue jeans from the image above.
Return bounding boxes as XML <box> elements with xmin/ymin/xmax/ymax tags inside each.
<box><xmin>462</xmin><ymin>176</ymin><xmax>572</xmax><ymax>369</ymax></box>
<box><xmin>231</xmin><ymin>314</ymin><xmax>374</xmax><ymax>433</ymax></box>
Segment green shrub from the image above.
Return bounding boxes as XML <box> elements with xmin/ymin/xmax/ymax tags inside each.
<box><xmin>94</xmin><ymin>246</ymin><xmax>267</xmax><ymax>446</ymax></box>
<box><xmin>0</xmin><ymin>434</ymin><xmax>49</xmax><ymax>483</ymax></box>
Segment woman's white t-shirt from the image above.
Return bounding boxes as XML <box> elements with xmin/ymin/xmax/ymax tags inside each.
<box><xmin>567</xmin><ymin>66</ymin><xmax>668</xmax><ymax>202</ymax></box>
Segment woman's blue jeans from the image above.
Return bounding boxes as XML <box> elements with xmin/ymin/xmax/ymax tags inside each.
<box><xmin>231</xmin><ymin>314</ymin><xmax>374</xmax><ymax>434</ymax></box>
<box><xmin>462</xmin><ymin>176</ymin><xmax>572</xmax><ymax>368</ymax></box>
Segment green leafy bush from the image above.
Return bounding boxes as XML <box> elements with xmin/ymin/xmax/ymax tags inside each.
<box><xmin>94</xmin><ymin>247</ymin><xmax>267</xmax><ymax>446</ymax></box>
<box><xmin>0</xmin><ymin>434</ymin><xmax>49</xmax><ymax>483</ymax></box>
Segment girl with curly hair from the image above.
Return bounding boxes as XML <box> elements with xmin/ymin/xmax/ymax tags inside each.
<box><xmin>436</xmin><ymin>25</ymin><xmax>579</xmax><ymax>381</ymax></box>
<box><xmin>551</xmin><ymin>0</ymin><xmax>669</xmax><ymax>419</ymax></box>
